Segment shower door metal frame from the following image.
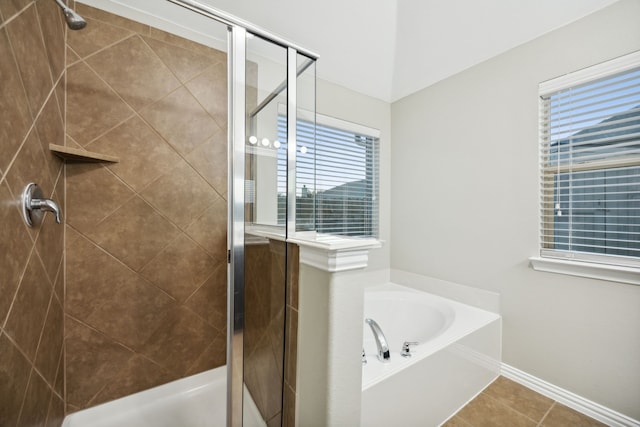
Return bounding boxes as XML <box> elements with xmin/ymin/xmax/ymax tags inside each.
<box><xmin>228</xmin><ymin>25</ymin><xmax>246</xmax><ymax>427</ymax></box>
<box><xmin>286</xmin><ymin>47</ymin><xmax>298</xmax><ymax>237</ymax></box>
<box><xmin>166</xmin><ymin>1</ymin><xmax>318</xmax><ymax>425</ymax></box>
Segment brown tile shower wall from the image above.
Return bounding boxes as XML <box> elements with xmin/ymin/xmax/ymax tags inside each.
<box><xmin>63</xmin><ymin>4</ymin><xmax>228</xmax><ymax>412</ymax></box>
<box><xmin>0</xmin><ymin>0</ymin><xmax>66</xmax><ymax>425</ymax></box>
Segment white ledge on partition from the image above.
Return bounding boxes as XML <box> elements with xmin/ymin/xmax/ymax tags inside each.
<box><xmin>288</xmin><ymin>231</ymin><xmax>382</xmax><ymax>272</ymax></box>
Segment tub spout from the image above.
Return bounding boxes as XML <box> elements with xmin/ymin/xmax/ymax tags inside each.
<box><xmin>365</xmin><ymin>318</ymin><xmax>390</xmax><ymax>363</ymax></box>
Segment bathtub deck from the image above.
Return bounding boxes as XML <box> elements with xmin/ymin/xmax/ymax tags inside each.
<box><xmin>361</xmin><ymin>283</ymin><xmax>502</xmax><ymax>427</ymax></box>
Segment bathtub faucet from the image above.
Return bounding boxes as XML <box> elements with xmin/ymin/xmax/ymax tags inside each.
<box><xmin>365</xmin><ymin>318</ymin><xmax>390</xmax><ymax>363</ymax></box>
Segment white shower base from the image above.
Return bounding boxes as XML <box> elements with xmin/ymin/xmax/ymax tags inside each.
<box><xmin>62</xmin><ymin>366</ymin><xmax>265</xmax><ymax>427</ymax></box>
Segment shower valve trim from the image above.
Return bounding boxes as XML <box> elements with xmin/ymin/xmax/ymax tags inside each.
<box><xmin>21</xmin><ymin>183</ymin><xmax>62</xmax><ymax>227</ymax></box>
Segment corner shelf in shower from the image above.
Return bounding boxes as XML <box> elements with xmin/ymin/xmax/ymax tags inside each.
<box><xmin>49</xmin><ymin>144</ymin><xmax>119</xmax><ymax>163</ymax></box>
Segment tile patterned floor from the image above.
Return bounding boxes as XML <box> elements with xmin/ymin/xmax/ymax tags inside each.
<box><xmin>444</xmin><ymin>376</ymin><xmax>607</xmax><ymax>427</ymax></box>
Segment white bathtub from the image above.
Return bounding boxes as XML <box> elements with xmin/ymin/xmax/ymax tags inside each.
<box><xmin>361</xmin><ymin>283</ymin><xmax>501</xmax><ymax>427</ymax></box>
<box><xmin>62</xmin><ymin>366</ymin><xmax>265</xmax><ymax>427</ymax></box>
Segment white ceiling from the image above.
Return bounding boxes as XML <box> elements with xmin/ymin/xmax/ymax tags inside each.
<box><xmin>87</xmin><ymin>0</ymin><xmax>620</xmax><ymax>102</ymax></box>
<box><xmin>194</xmin><ymin>0</ymin><xmax>619</xmax><ymax>102</ymax></box>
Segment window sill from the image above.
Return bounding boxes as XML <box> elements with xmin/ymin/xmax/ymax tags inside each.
<box><xmin>529</xmin><ymin>257</ymin><xmax>640</xmax><ymax>286</ymax></box>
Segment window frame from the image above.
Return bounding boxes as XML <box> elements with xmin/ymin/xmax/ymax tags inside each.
<box><xmin>531</xmin><ymin>51</ymin><xmax>640</xmax><ymax>285</ymax></box>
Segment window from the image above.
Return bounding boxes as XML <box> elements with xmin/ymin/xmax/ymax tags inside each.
<box><xmin>277</xmin><ymin>112</ymin><xmax>380</xmax><ymax>238</ymax></box>
<box><xmin>538</xmin><ymin>53</ymin><xmax>640</xmax><ymax>269</ymax></box>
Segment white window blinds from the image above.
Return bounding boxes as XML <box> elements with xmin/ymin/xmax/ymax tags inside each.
<box><xmin>277</xmin><ymin>114</ymin><xmax>380</xmax><ymax>237</ymax></box>
<box><xmin>539</xmin><ymin>53</ymin><xmax>640</xmax><ymax>267</ymax></box>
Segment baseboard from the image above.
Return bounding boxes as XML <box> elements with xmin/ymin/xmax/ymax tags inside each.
<box><xmin>501</xmin><ymin>364</ymin><xmax>640</xmax><ymax>427</ymax></box>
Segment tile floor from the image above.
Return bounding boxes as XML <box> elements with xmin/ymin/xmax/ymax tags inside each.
<box><xmin>444</xmin><ymin>376</ymin><xmax>607</xmax><ymax>427</ymax></box>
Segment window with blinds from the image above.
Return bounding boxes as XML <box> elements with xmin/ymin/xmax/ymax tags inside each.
<box><xmin>277</xmin><ymin>114</ymin><xmax>380</xmax><ymax>237</ymax></box>
<box><xmin>539</xmin><ymin>54</ymin><xmax>640</xmax><ymax>267</ymax></box>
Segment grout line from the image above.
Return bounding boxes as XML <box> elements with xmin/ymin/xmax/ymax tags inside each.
<box><xmin>30</xmin><ymin>279</ymin><xmax>56</xmax><ymax>377</ymax></box>
<box><xmin>51</xmin><ymin>342</ymin><xmax>65</xmax><ymax>401</ymax></box>
<box><xmin>134</xmin><ymin>227</ymin><xmax>183</xmax><ymax>274</ymax></box>
<box><xmin>1</xmin><ymin>325</ymin><xmax>37</xmax><ymax>366</ymax></box>
<box><xmin>0</xmin><ymin>1</ymin><xmax>35</xmax><ymax>31</ymax></box>
<box><xmin>0</xmin><ymin>244</ymin><xmax>37</xmax><ymax>330</ymax></box>
<box><xmin>138</xmin><ymin>32</ymin><xmax>189</xmax><ymax>85</ymax></box>
<box><xmin>69</xmin><ymin>31</ymin><xmax>137</xmax><ymax>65</ymax></box>
<box><xmin>134</xmin><ymin>82</ymin><xmax>222</xmax><ymax>158</ymax></box>
<box><xmin>70</xmin><ymin>180</ymin><xmax>138</xmax><ymax>237</ymax></box>
<box><xmin>15</xmin><ymin>364</ymin><xmax>35</xmax><ymax>426</ymax></box>
<box><xmin>182</xmin><ymin>261</ymin><xmax>222</xmax><ymax>305</ymax></box>
<box><xmin>64</xmin><ymin>313</ymin><xmax>138</xmax><ymax>355</ymax></box>
<box><xmin>182</xmin><ymin>62</ymin><xmax>229</xmax><ymax>129</ymax></box>
<box><xmin>144</xmin><ymin>26</ymin><xmax>226</xmax><ymax>58</ymax></box>
<box><xmin>182</xmin><ymin>336</ymin><xmax>219</xmax><ymax>378</ymax></box>
<box><xmin>67</xmin><ymin>56</ymin><xmax>136</xmax><ymax>146</ymax></box>
<box><xmin>1</xmin><ymin>72</ymin><xmax>66</xmax><ymax>187</ymax></box>
<box><xmin>78</xmin><ymin>33</ymin><xmax>184</xmax><ymax>116</ymax></box>
<box><xmin>75</xmin><ymin>3</ymin><xmax>151</xmax><ymax>36</ymax></box>
<box><xmin>64</xmin><ymin>225</ymin><xmax>176</xmax><ymax>304</ymax></box>
<box><xmin>487</xmin><ymin>391</ymin><xmax>541</xmax><ymax>423</ymax></box>
<box><xmin>181</xmin><ymin>303</ymin><xmax>226</xmax><ymax>336</ymax></box>
<box><xmin>83</xmin><ymin>376</ymin><xmax>112</xmax><ymax>409</ymax></box>
<box><xmin>32</xmin><ymin>0</ymin><xmax>57</xmax><ymax>87</ymax></box>
<box><xmin>44</xmin><ymin>386</ymin><xmax>56</xmax><ymax>425</ymax></box>
<box><xmin>33</xmin><ymin>231</ymin><xmax>57</xmax><ymax>287</ymax></box>
<box><xmin>181</xmin><ymin>208</ymin><xmax>228</xmax><ymax>260</ymax></box>
<box><xmin>66</xmin><ymin>45</ymin><xmax>82</xmax><ymax>67</ymax></box>
<box><xmin>537</xmin><ymin>401</ymin><xmax>556</xmax><ymax>426</ymax></box>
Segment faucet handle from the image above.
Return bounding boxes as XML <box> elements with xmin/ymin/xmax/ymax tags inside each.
<box><xmin>401</xmin><ymin>341</ymin><xmax>419</xmax><ymax>358</ymax></box>
<box><xmin>21</xmin><ymin>183</ymin><xmax>62</xmax><ymax>227</ymax></box>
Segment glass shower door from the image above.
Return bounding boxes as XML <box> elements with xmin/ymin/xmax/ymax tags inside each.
<box><xmin>224</xmin><ymin>14</ymin><xmax>316</xmax><ymax>427</ymax></box>
<box><xmin>241</xmin><ymin>32</ymin><xmax>289</xmax><ymax>426</ymax></box>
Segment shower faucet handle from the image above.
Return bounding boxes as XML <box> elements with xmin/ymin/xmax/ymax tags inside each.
<box><xmin>400</xmin><ymin>341</ymin><xmax>419</xmax><ymax>358</ymax></box>
<box><xmin>21</xmin><ymin>183</ymin><xmax>62</xmax><ymax>227</ymax></box>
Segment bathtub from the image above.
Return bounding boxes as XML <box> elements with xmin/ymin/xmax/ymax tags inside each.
<box><xmin>361</xmin><ymin>283</ymin><xmax>501</xmax><ymax>427</ymax></box>
<box><xmin>62</xmin><ymin>366</ymin><xmax>265</xmax><ymax>427</ymax></box>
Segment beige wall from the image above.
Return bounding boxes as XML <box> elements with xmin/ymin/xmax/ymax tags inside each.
<box><xmin>0</xmin><ymin>0</ymin><xmax>66</xmax><ymax>425</ymax></box>
<box><xmin>390</xmin><ymin>0</ymin><xmax>640</xmax><ymax>419</ymax></box>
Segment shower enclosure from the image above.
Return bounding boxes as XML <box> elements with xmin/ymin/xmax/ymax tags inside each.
<box><xmin>51</xmin><ymin>0</ymin><xmax>315</xmax><ymax>425</ymax></box>
<box><xmin>0</xmin><ymin>0</ymin><xmax>315</xmax><ymax>423</ymax></box>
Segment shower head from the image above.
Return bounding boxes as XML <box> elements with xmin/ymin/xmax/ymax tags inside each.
<box><xmin>53</xmin><ymin>0</ymin><xmax>87</xmax><ymax>30</ymax></box>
